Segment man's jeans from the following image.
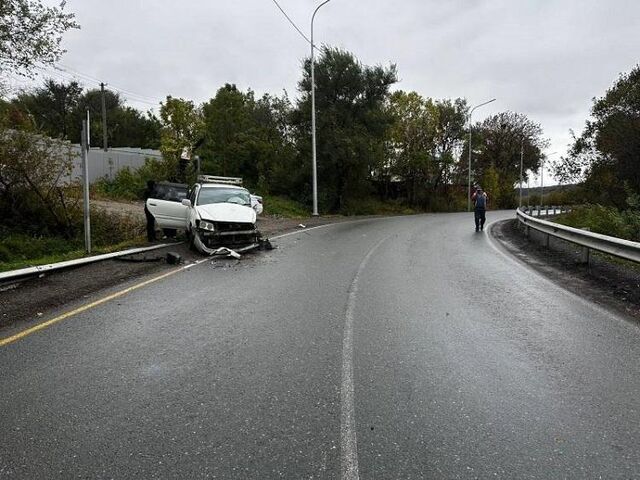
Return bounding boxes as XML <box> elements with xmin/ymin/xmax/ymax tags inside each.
<box><xmin>474</xmin><ymin>208</ymin><xmax>486</xmax><ymax>231</ymax></box>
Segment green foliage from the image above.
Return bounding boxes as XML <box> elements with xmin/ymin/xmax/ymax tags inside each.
<box><xmin>12</xmin><ymin>79</ymin><xmax>82</xmax><ymax>137</ymax></box>
<box><xmin>93</xmin><ymin>158</ymin><xmax>170</xmax><ymax>200</ymax></box>
<box><xmin>8</xmin><ymin>81</ymin><xmax>162</xmax><ymax>148</ymax></box>
<box><xmin>465</xmin><ymin>111</ymin><xmax>547</xmax><ymax>209</ymax></box>
<box><xmin>262</xmin><ymin>195</ymin><xmax>309</xmax><ymax>218</ymax></box>
<box><xmin>159</xmin><ymin>96</ymin><xmax>203</xmax><ymax>182</ymax></box>
<box><xmin>0</xmin><ymin>208</ymin><xmax>145</xmax><ymax>271</ymax></box>
<box><xmin>341</xmin><ymin>197</ymin><xmax>417</xmax><ymax>216</ymax></box>
<box><xmin>0</xmin><ymin>127</ymin><xmax>81</xmax><ymax>237</ymax></box>
<box><xmin>292</xmin><ymin>47</ymin><xmax>398</xmax><ymax>212</ymax></box>
<box><xmin>555</xmin><ymin>64</ymin><xmax>640</xmax><ymax>207</ymax></box>
<box><xmin>0</xmin><ymin>0</ymin><xmax>79</xmax><ymax>77</ymax></box>
<box><xmin>200</xmin><ymin>84</ymin><xmax>296</xmax><ymax>193</ymax></box>
<box><xmin>555</xmin><ymin>204</ymin><xmax>640</xmax><ymax>241</ymax></box>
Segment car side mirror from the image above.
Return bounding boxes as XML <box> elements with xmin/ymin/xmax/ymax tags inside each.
<box><xmin>181</xmin><ymin>199</ymin><xmax>192</xmax><ymax>207</ymax></box>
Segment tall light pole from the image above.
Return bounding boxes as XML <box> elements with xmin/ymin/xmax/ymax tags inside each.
<box><xmin>310</xmin><ymin>0</ymin><xmax>332</xmax><ymax>217</ymax></box>
<box><xmin>519</xmin><ymin>138</ymin><xmax>524</xmax><ymax>209</ymax></box>
<box><xmin>467</xmin><ymin>98</ymin><xmax>496</xmax><ymax>211</ymax></box>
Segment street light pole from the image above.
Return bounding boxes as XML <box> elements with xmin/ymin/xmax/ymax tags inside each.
<box><xmin>467</xmin><ymin>98</ymin><xmax>496</xmax><ymax>212</ymax></box>
<box><xmin>310</xmin><ymin>0</ymin><xmax>332</xmax><ymax>217</ymax></box>
<box><xmin>519</xmin><ymin>139</ymin><xmax>524</xmax><ymax>208</ymax></box>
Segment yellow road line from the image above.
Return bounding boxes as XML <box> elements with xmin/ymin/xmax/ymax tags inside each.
<box><xmin>0</xmin><ymin>266</ymin><xmax>186</xmax><ymax>348</ymax></box>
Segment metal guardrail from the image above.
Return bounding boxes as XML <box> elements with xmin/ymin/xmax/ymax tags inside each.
<box><xmin>516</xmin><ymin>207</ymin><xmax>640</xmax><ymax>263</ymax></box>
<box><xmin>0</xmin><ymin>243</ymin><xmax>178</xmax><ymax>284</ymax></box>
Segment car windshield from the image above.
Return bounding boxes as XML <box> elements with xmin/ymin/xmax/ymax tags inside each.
<box><xmin>196</xmin><ymin>187</ymin><xmax>251</xmax><ymax>207</ymax></box>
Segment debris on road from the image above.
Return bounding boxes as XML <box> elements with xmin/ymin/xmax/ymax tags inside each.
<box><xmin>165</xmin><ymin>252</ymin><xmax>182</xmax><ymax>265</ymax></box>
<box><xmin>211</xmin><ymin>247</ymin><xmax>242</xmax><ymax>259</ymax></box>
<box><xmin>298</xmin><ymin>224</ymin><xmax>306</xmax><ymax>228</ymax></box>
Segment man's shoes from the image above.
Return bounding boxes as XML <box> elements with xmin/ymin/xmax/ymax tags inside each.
<box><xmin>475</xmin><ymin>227</ymin><xmax>479</xmax><ymax>232</ymax></box>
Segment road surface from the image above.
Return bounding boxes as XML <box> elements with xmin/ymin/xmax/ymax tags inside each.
<box><xmin>1</xmin><ymin>212</ymin><xmax>638</xmax><ymax>479</ymax></box>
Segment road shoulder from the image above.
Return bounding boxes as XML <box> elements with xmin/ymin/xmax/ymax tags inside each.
<box><xmin>490</xmin><ymin>218</ymin><xmax>640</xmax><ymax>322</ymax></box>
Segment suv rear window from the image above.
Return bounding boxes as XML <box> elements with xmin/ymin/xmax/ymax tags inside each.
<box><xmin>152</xmin><ymin>183</ymin><xmax>188</xmax><ymax>202</ymax></box>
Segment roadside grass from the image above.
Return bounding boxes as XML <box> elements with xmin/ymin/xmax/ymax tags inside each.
<box><xmin>341</xmin><ymin>197</ymin><xmax>418</xmax><ymax>216</ymax></box>
<box><xmin>554</xmin><ymin>204</ymin><xmax>640</xmax><ymax>242</ymax></box>
<box><xmin>0</xmin><ymin>236</ymin><xmax>148</xmax><ymax>273</ymax></box>
<box><xmin>0</xmin><ymin>209</ymin><xmax>148</xmax><ymax>273</ymax></box>
<box><xmin>262</xmin><ymin>195</ymin><xmax>310</xmax><ymax>218</ymax></box>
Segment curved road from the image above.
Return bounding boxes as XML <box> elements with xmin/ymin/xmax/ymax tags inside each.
<box><xmin>1</xmin><ymin>212</ymin><xmax>639</xmax><ymax>479</ymax></box>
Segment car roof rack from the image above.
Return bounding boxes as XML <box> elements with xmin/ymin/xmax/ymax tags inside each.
<box><xmin>197</xmin><ymin>175</ymin><xmax>243</xmax><ymax>186</ymax></box>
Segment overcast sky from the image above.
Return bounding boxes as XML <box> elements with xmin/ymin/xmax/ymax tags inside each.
<box><xmin>19</xmin><ymin>0</ymin><xmax>640</xmax><ymax>184</ymax></box>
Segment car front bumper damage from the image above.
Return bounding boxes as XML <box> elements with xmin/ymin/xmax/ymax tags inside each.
<box><xmin>193</xmin><ymin>227</ymin><xmax>263</xmax><ymax>257</ymax></box>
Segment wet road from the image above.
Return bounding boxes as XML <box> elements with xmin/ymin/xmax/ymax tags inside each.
<box><xmin>1</xmin><ymin>212</ymin><xmax>639</xmax><ymax>479</ymax></box>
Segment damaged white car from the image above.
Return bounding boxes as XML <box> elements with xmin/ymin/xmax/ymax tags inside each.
<box><xmin>146</xmin><ymin>176</ymin><xmax>266</xmax><ymax>255</ymax></box>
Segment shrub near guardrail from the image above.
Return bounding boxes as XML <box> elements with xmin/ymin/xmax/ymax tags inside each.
<box><xmin>555</xmin><ymin>204</ymin><xmax>640</xmax><ymax>242</ymax></box>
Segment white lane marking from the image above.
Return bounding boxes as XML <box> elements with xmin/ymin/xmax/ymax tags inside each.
<box><xmin>341</xmin><ymin>235</ymin><xmax>391</xmax><ymax>480</ymax></box>
<box><xmin>183</xmin><ymin>258</ymin><xmax>208</xmax><ymax>270</ymax></box>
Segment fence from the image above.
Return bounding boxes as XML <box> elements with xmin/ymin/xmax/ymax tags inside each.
<box><xmin>516</xmin><ymin>207</ymin><xmax>640</xmax><ymax>264</ymax></box>
<box><xmin>67</xmin><ymin>146</ymin><xmax>163</xmax><ymax>184</ymax></box>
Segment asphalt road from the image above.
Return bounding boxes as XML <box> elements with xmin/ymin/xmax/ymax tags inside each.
<box><xmin>1</xmin><ymin>212</ymin><xmax>639</xmax><ymax>479</ymax></box>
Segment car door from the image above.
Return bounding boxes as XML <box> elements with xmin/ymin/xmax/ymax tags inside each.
<box><xmin>186</xmin><ymin>185</ymin><xmax>200</xmax><ymax>231</ymax></box>
<box><xmin>146</xmin><ymin>183</ymin><xmax>189</xmax><ymax>230</ymax></box>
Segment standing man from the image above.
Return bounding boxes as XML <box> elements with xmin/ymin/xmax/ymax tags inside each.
<box><xmin>143</xmin><ymin>180</ymin><xmax>156</xmax><ymax>242</ymax></box>
<box><xmin>471</xmin><ymin>186</ymin><xmax>488</xmax><ymax>232</ymax></box>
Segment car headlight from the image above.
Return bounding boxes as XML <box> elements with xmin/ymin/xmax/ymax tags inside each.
<box><xmin>198</xmin><ymin>220</ymin><xmax>215</xmax><ymax>231</ymax></box>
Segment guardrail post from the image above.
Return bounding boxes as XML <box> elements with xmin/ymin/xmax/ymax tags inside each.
<box><xmin>580</xmin><ymin>247</ymin><xmax>590</xmax><ymax>265</ymax></box>
<box><xmin>544</xmin><ymin>233</ymin><xmax>550</xmax><ymax>248</ymax></box>
<box><xmin>546</xmin><ymin>205</ymin><xmax>549</xmax><ymax>216</ymax></box>
<box><xmin>579</xmin><ymin>227</ymin><xmax>591</xmax><ymax>265</ymax></box>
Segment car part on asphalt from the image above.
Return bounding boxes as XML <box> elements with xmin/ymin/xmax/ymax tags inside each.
<box><xmin>165</xmin><ymin>252</ymin><xmax>182</xmax><ymax>265</ymax></box>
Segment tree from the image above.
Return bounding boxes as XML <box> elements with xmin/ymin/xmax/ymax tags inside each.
<box><xmin>293</xmin><ymin>47</ymin><xmax>397</xmax><ymax>212</ymax></box>
<box><xmin>554</xmin><ymin>64</ymin><xmax>640</xmax><ymax>208</ymax></box>
<box><xmin>464</xmin><ymin>111</ymin><xmax>547</xmax><ymax>208</ymax></box>
<box><xmin>12</xmin><ymin>79</ymin><xmax>82</xmax><ymax>138</ymax></box>
<box><xmin>0</xmin><ymin>1</ymin><xmax>79</xmax><ymax>77</ymax></box>
<box><xmin>0</xmin><ymin>124</ymin><xmax>79</xmax><ymax>237</ymax></box>
<box><xmin>9</xmin><ymin>82</ymin><xmax>161</xmax><ymax>148</ymax></box>
<box><xmin>70</xmin><ymin>88</ymin><xmax>161</xmax><ymax>149</ymax></box>
<box><xmin>159</xmin><ymin>96</ymin><xmax>203</xmax><ymax>182</ymax></box>
<box><xmin>386</xmin><ymin>92</ymin><xmax>467</xmax><ymax>208</ymax></box>
<box><xmin>201</xmin><ymin>84</ymin><xmax>296</xmax><ymax>192</ymax></box>
<box><xmin>386</xmin><ymin>91</ymin><xmax>435</xmax><ymax>205</ymax></box>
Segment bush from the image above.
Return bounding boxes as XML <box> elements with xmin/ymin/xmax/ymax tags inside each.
<box><xmin>0</xmin><ymin>210</ymin><xmax>146</xmax><ymax>271</ymax></box>
<box><xmin>93</xmin><ymin>157</ymin><xmax>171</xmax><ymax>201</ymax></box>
<box><xmin>262</xmin><ymin>195</ymin><xmax>309</xmax><ymax>218</ymax></box>
<box><xmin>341</xmin><ymin>197</ymin><xmax>417</xmax><ymax>216</ymax></box>
<box><xmin>555</xmin><ymin>204</ymin><xmax>640</xmax><ymax>241</ymax></box>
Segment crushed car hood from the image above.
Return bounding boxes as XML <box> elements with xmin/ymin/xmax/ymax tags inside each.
<box><xmin>196</xmin><ymin>203</ymin><xmax>256</xmax><ymax>224</ymax></box>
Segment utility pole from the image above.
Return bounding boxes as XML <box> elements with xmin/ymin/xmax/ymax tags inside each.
<box><xmin>81</xmin><ymin>110</ymin><xmax>92</xmax><ymax>253</ymax></box>
<box><xmin>100</xmin><ymin>82</ymin><xmax>108</xmax><ymax>151</ymax></box>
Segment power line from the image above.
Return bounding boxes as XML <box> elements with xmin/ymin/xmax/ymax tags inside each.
<box><xmin>52</xmin><ymin>64</ymin><xmax>160</xmax><ymax>105</ymax></box>
<box><xmin>270</xmin><ymin>0</ymin><xmax>319</xmax><ymax>50</ymax></box>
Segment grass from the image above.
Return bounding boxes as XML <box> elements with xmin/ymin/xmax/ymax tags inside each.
<box><xmin>554</xmin><ymin>205</ymin><xmax>640</xmax><ymax>242</ymax></box>
<box><xmin>0</xmin><ymin>232</ymin><xmax>148</xmax><ymax>273</ymax></box>
<box><xmin>262</xmin><ymin>195</ymin><xmax>310</xmax><ymax>218</ymax></box>
<box><xmin>341</xmin><ymin>197</ymin><xmax>418</xmax><ymax>216</ymax></box>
